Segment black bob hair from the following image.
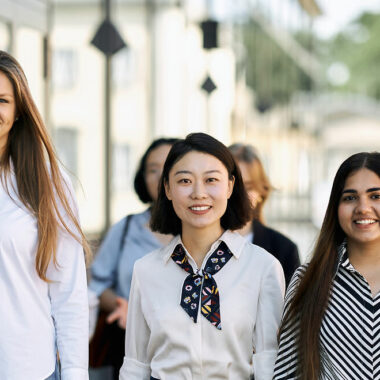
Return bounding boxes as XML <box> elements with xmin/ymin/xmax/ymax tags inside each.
<box><xmin>134</xmin><ymin>137</ymin><xmax>179</xmax><ymax>203</ymax></box>
<box><xmin>150</xmin><ymin>132</ymin><xmax>253</xmax><ymax>235</ymax></box>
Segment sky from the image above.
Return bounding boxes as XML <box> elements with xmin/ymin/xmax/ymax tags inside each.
<box><xmin>314</xmin><ymin>0</ymin><xmax>380</xmax><ymax>38</ymax></box>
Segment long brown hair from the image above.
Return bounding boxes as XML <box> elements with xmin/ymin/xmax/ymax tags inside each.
<box><xmin>0</xmin><ymin>50</ymin><xmax>91</xmax><ymax>282</ymax></box>
<box><xmin>279</xmin><ymin>152</ymin><xmax>380</xmax><ymax>379</ymax></box>
<box><xmin>229</xmin><ymin>143</ymin><xmax>272</xmax><ymax>223</ymax></box>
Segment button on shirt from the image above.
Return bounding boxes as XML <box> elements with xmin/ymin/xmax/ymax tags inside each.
<box><xmin>274</xmin><ymin>243</ymin><xmax>380</xmax><ymax>379</ymax></box>
<box><xmin>119</xmin><ymin>230</ymin><xmax>285</xmax><ymax>380</ymax></box>
<box><xmin>0</xmin><ymin>169</ymin><xmax>89</xmax><ymax>380</ymax></box>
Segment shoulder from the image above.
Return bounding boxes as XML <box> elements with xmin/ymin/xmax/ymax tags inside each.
<box><xmin>133</xmin><ymin>246</ymin><xmax>165</xmax><ymax>277</ymax></box>
<box><xmin>240</xmin><ymin>238</ymin><xmax>284</xmax><ymax>278</ymax></box>
<box><xmin>284</xmin><ymin>264</ymin><xmax>307</xmax><ymax>303</ymax></box>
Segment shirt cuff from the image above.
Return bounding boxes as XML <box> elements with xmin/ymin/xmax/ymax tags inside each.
<box><xmin>61</xmin><ymin>367</ymin><xmax>89</xmax><ymax>380</ymax></box>
<box><xmin>252</xmin><ymin>350</ymin><xmax>277</xmax><ymax>380</ymax></box>
<box><xmin>119</xmin><ymin>357</ymin><xmax>150</xmax><ymax>380</ymax></box>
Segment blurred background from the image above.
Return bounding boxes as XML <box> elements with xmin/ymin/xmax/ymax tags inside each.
<box><xmin>2</xmin><ymin>0</ymin><xmax>380</xmax><ymax>261</ymax></box>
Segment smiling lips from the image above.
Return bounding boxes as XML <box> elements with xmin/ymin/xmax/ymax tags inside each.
<box><xmin>354</xmin><ymin>219</ymin><xmax>377</xmax><ymax>225</ymax></box>
<box><xmin>189</xmin><ymin>205</ymin><xmax>212</xmax><ymax>214</ymax></box>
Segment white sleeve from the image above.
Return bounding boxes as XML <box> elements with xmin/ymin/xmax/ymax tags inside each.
<box><xmin>252</xmin><ymin>259</ymin><xmax>285</xmax><ymax>380</ymax></box>
<box><xmin>119</xmin><ymin>267</ymin><xmax>151</xmax><ymax>380</ymax></box>
<box><xmin>47</xmin><ymin>174</ymin><xmax>89</xmax><ymax>380</ymax></box>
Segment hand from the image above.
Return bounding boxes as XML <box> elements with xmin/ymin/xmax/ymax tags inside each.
<box><xmin>106</xmin><ymin>297</ymin><xmax>128</xmax><ymax>329</ymax></box>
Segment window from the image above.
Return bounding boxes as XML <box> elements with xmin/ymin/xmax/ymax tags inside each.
<box><xmin>0</xmin><ymin>20</ymin><xmax>10</xmax><ymax>51</ymax></box>
<box><xmin>52</xmin><ymin>49</ymin><xmax>77</xmax><ymax>89</ymax></box>
<box><xmin>112</xmin><ymin>143</ymin><xmax>131</xmax><ymax>192</ymax></box>
<box><xmin>53</xmin><ymin>127</ymin><xmax>79</xmax><ymax>186</ymax></box>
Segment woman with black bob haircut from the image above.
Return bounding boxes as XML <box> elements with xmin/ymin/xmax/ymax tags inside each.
<box><xmin>120</xmin><ymin>132</ymin><xmax>285</xmax><ymax>380</ymax></box>
<box><xmin>89</xmin><ymin>137</ymin><xmax>177</xmax><ymax>378</ymax></box>
<box><xmin>151</xmin><ymin>133</ymin><xmax>252</xmax><ymax>234</ymax></box>
<box><xmin>274</xmin><ymin>152</ymin><xmax>380</xmax><ymax>379</ymax></box>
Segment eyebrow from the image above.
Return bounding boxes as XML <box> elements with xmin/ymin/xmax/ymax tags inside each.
<box><xmin>174</xmin><ymin>169</ymin><xmax>222</xmax><ymax>176</ymax></box>
<box><xmin>0</xmin><ymin>93</ymin><xmax>13</xmax><ymax>97</ymax></box>
<box><xmin>342</xmin><ymin>187</ymin><xmax>380</xmax><ymax>194</ymax></box>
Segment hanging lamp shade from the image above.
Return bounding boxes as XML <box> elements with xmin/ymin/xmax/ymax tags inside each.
<box><xmin>91</xmin><ymin>19</ymin><xmax>127</xmax><ymax>56</ymax></box>
<box><xmin>201</xmin><ymin>75</ymin><xmax>217</xmax><ymax>95</ymax></box>
<box><xmin>200</xmin><ymin>19</ymin><xmax>218</xmax><ymax>50</ymax></box>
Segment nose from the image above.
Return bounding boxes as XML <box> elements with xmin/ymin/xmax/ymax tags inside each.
<box><xmin>191</xmin><ymin>180</ymin><xmax>207</xmax><ymax>199</ymax></box>
<box><xmin>355</xmin><ymin>196</ymin><xmax>372</xmax><ymax>214</ymax></box>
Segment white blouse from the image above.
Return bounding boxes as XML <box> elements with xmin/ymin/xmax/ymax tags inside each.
<box><xmin>0</xmin><ymin>168</ymin><xmax>89</xmax><ymax>380</ymax></box>
<box><xmin>119</xmin><ymin>230</ymin><xmax>285</xmax><ymax>380</ymax></box>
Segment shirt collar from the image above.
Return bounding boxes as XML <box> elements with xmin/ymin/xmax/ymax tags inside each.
<box><xmin>334</xmin><ymin>240</ymin><xmax>357</xmax><ymax>277</ymax></box>
<box><xmin>162</xmin><ymin>230</ymin><xmax>246</xmax><ymax>263</ymax></box>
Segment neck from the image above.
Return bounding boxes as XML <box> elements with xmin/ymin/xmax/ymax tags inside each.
<box><xmin>181</xmin><ymin>224</ymin><xmax>224</xmax><ymax>268</ymax></box>
<box><xmin>347</xmin><ymin>240</ymin><xmax>380</xmax><ymax>268</ymax></box>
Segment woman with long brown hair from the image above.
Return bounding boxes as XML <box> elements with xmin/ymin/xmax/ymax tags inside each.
<box><xmin>0</xmin><ymin>50</ymin><xmax>90</xmax><ymax>379</ymax></box>
<box><xmin>273</xmin><ymin>152</ymin><xmax>380</xmax><ymax>379</ymax></box>
<box><xmin>229</xmin><ymin>143</ymin><xmax>300</xmax><ymax>286</ymax></box>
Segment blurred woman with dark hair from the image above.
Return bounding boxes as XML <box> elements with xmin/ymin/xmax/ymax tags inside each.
<box><xmin>0</xmin><ymin>51</ymin><xmax>90</xmax><ymax>379</ymax></box>
<box><xmin>89</xmin><ymin>137</ymin><xmax>177</xmax><ymax>378</ymax></box>
<box><xmin>229</xmin><ymin>143</ymin><xmax>300</xmax><ymax>286</ymax></box>
<box><xmin>120</xmin><ymin>133</ymin><xmax>284</xmax><ymax>380</ymax></box>
<box><xmin>274</xmin><ymin>152</ymin><xmax>380</xmax><ymax>379</ymax></box>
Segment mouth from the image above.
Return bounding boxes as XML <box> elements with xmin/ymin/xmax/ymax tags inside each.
<box><xmin>354</xmin><ymin>219</ymin><xmax>378</xmax><ymax>225</ymax></box>
<box><xmin>189</xmin><ymin>205</ymin><xmax>212</xmax><ymax>213</ymax></box>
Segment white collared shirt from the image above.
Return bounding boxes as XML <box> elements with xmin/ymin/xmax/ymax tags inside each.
<box><xmin>119</xmin><ymin>230</ymin><xmax>285</xmax><ymax>380</ymax></box>
<box><xmin>0</xmin><ymin>168</ymin><xmax>89</xmax><ymax>380</ymax></box>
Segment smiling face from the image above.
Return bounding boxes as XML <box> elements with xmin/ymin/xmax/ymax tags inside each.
<box><xmin>338</xmin><ymin>168</ymin><xmax>380</xmax><ymax>249</ymax></box>
<box><xmin>164</xmin><ymin>151</ymin><xmax>234</xmax><ymax>237</ymax></box>
<box><xmin>0</xmin><ymin>70</ymin><xmax>16</xmax><ymax>157</ymax></box>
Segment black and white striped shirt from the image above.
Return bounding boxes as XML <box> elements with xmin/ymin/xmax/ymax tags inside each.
<box><xmin>273</xmin><ymin>244</ymin><xmax>380</xmax><ymax>380</ymax></box>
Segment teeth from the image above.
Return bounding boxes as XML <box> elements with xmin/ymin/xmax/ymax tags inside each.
<box><xmin>355</xmin><ymin>219</ymin><xmax>376</xmax><ymax>225</ymax></box>
<box><xmin>190</xmin><ymin>206</ymin><xmax>210</xmax><ymax>211</ymax></box>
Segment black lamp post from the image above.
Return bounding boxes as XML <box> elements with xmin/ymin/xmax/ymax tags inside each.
<box><xmin>91</xmin><ymin>0</ymin><xmax>127</xmax><ymax>233</ymax></box>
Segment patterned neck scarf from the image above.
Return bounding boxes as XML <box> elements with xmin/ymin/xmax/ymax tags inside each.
<box><xmin>171</xmin><ymin>241</ymin><xmax>233</xmax><ymax>330</ymax></box>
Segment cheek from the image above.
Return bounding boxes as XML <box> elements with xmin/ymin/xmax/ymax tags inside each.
<box><xmin>337</xmin><ymin>204</ymin><xmax>350</xmax><ymax>230</ymax></box>
<box><xmin>169</xmin><ymin>187</ymin><xmax>190</xmax><ymax>208</ymax></box>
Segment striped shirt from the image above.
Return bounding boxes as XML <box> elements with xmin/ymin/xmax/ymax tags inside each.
<box><xmin>273</xmin><ymin>243</ymin><xmax>380</xmax><ymax>380</ymax></box>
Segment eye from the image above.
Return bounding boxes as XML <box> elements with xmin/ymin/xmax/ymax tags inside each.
<box><xmin>178</xmin><ymin>178</ymin><xmax>191</xmax><ymax>184</ymax></box>
<box><xmin>206</xmin><ymin>177</ymin><xmax>218</xmax><ymax>183</ymax></box>
<box><xmin>0</xmin><ymin>98</ymin><xmax>8</xmax><ymax>103</ymax></box>
<box><xmin>341</xmin><ymin>195</ymin><xmax>356</xmax><ymax>202</ymax></box>
<box><xmin>371</xmin><ymin>193</ymin><xmax>380</xmax><ymax>200</ymax></box>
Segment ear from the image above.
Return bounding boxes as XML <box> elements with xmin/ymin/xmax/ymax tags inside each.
<box><xmin>227</xmin><ymin>175</ymin><xmax>235</xmax><ymax>199</ymax></box>
<box><xmin>164</xmin><ymin>180</ymin><xmax>172</xmax><ymax>200</ymax></box>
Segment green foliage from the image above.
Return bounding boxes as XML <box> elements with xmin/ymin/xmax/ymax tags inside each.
<box><xmin>323</xmin><ymin>12</ymin><xmax>380</xmax><ymax>99</ymax></box>
<box><xmin>242</xmin><ymin>20</ymin><xmax>314</xmax><ymax>111</ymax></box>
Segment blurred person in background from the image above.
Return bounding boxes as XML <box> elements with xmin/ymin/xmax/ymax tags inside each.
<box><xmin>120</xmin><ymin>133</ymin><xmax>285</xmax><ymax>380</ymax></box>
<box><xmin>89</xmin><ymin>138</ymin><xmax>177</xmax><ymax>379</ymax></box>
<box><xmin>229</xmin><ymin>143</ymin><xmax>300</xmax><ymax>286</ymax></box>
<box><xmin>274</xmin><ymin>152</ymin><xmax>380</xmax><ymax>379</ymax></box>
<box><xmin>0</xmin><ymin>51</ymin><xmax>90</xmax><ymax>380</ymax></box>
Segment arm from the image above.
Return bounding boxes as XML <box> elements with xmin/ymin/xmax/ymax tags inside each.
<box><xmin>47</xmin><ymin>227</ymin><xmax>89</xmax><ymax>380</ymax></box>
<box><xmin>273</xmin><ymin>267</ymin><xmax>305</xmax><ymax>380</ymax></box>
<box><xmin>89</xmin><ymin>219</ymin><xmax>126</xmax><ymax>298</ymax></box>
<box><xmin>119</xmin><ymin>268</ymin><xmax>151</xmax><ymax>380</ymax></box>
<box><xmin>252</xmin><ymin>259</ymin><xmax>285</xmax><ymax>380</ymax></box>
